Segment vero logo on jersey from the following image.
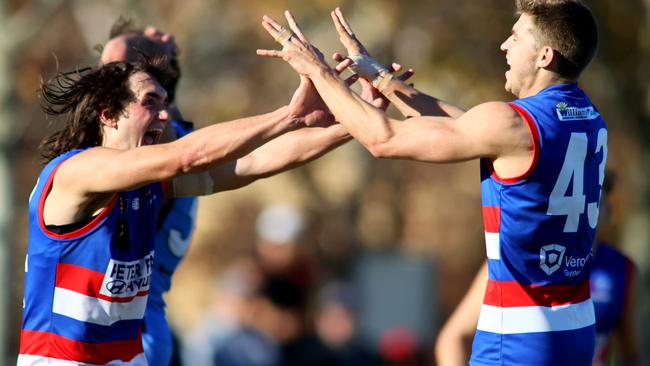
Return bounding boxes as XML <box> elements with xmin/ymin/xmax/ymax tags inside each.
<box><xmin>539</xmin><ymin>244</ymin><xmax>566</xmax><ymax>275</ymax></box>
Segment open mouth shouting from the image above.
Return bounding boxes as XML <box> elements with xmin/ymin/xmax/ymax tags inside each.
<box><xmin>143</xmin><ymin>127</ymin><xmax>163</xmax><ymax>145</ymax></box>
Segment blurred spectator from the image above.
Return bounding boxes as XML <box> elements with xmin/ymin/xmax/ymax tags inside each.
<box><xmin>186</xmin><ymin>203</ymin><xmax>321</xmax><ymax>366</ymax></box>
<box><xmin>182</xmin><ymin>260</ymin><xmax>261</xmax><ymax>366</ymax></box>
<box><xmin>355</xmin><ymin>250</ymin><xmax>438</xmax><ymax>365</ymax></box>
<box><xmin>378</xmin><ymin>327</ymin><xmax>419</xmax><ymax>365</ymax></box>
<box><xmin>312</xmin><ymin>282</ymin><xmax>380</xmax><ymax>366</ymax></box>
<box><xmin>213</xmin><ymin>275</ymin><xmax>308</xmax><ymax>366</ymax></box>
<box><xmin>254</xmin><ymin>203</ymin><xmax>317</xmax><ymax>289</ymax></box>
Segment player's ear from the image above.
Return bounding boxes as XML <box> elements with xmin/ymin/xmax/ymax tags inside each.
<box><xmin>99</xmin><ymin>108</ymin><xmax>118</xmax><ymax>129</ymax></box>
<box><xmin>537</xmin><ymin>46</ymin><xmax>555</xmax><ymax>69</ymax></box>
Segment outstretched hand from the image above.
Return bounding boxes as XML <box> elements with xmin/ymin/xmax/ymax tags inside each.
<box><xmin>288</xmin><ymin>57</ymin><xmax>355</xmax><ymax>127</ymax></box>
<box><xmin>330</xmin><ymin>8</ymin><xmax>414</xmax><ymax>86</ymax></box>
<box><xmin>257</xmin><ymin>11</ymin><xmax>331</xmax><ymax>77</ymax></box>
<box><xmin>331</xmin><ymin>7</ymin><xmax>369</xmax><ymax>57</ymax></box>
<box><xmin>260</xmin><ymin>11</ymin><xmax>361</xmax><ymax>127</ymax></box>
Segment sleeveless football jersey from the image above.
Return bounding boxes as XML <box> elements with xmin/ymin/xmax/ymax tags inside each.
<box><xmin>590</xmin><ymin>242</ymin><xmax>635</xmax><ymax>366</ymax></box>
<box><xmin>19</xmin><ymin>148</ymin><xmax>162</xmax><ymax>365</ymax></box>
<box><xmin>471</xmin><ymin>84</ymin><xmax>607</xmax><ymax>366</ymax></box>
<box><xmin>142</xmin><ymin>120</ymin><xmax>198</xmax><ymax>366</ymax></box>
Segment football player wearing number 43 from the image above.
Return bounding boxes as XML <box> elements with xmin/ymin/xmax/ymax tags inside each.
<box><xmin>257</xmin><ymin>1</ymin><xmax>605</xmax><ymax>365</ymax></box>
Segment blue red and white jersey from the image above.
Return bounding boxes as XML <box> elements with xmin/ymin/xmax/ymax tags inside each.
<box><xmin>143</xmin><ymin>120</ymin><xmax>198</xmax><ymax>366</ymax></box>
<box><xmin>590</xmin><ymin>242</ymin><xmax>635</xmax><ymax>366</ymax></box>
<box><xmin>471</xmin><ymin>83</ymin><xmax>607</xmax><ymax>366</ymax></box>
<box><xmin>19</xmin><ymin>148</ymin><xmax>163</xmax><ymax>366</ymax></box>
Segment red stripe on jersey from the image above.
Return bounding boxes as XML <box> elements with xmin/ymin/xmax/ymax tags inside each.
<box><xmin>482</xmin><ymin>206</ymin><xmax>501</xmax><ymax>233</ymax></box>
<box><xmin>483</xmin><ymin>279</ymin><xmax>590</xmax><ymax>307</ymax></box>
<box><xmin>19</xmin><ymin>329</ymin><xmax>143</xmax><ymax>364</ymax></box>
<box><xmin>487</xmin><ymin>103</ymin><xmax>541</xmax><ymax>184</ymax></box>
<box><xmin>38</xmin><ymin>161</ymin><xmax>118</xmax><ymax>240</ymax></box>
<box><xmin>56</xmin><ymin>263</ymin><xmax>148</xmax><ymax>303</ymax></box>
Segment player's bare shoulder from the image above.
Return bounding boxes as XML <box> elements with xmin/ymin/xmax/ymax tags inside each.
<box><xmin>457</xmin><ymin>101</ymin><xmax>530</xmax><ymax>157</ymax></box>
<box><xmin>464</xmin><ymin>101</ymin><xmax>523</xmax><ymax>128</ymax></box>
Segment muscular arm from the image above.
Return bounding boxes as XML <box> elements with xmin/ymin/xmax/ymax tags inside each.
<box><xmin>380</xmin><ymin>78</ymin><xmax>465</xmax><ymax>118</ymax></box>
<box><xmin>435</xmin><ymin>262</ymin><xmax>487</xmax><ymax>366</ymax></box>
<box><xmin>173</xmin><ymin>123</ymin><xmax>350</xmax><ymax>195</ymax></box>
<box><xmin>257</xmin><ymin>13</ymin><xmax>533</xmax><ymax>170</ymax></box>
<box><xmin>45</xmin><ymin>106</ymin><xmax>299</xmax><ymax>225</ymax></box>
<box><xmin>309</xmin><ymin>67</ymin><xmax>529</xmax><ymax>163</ymax></box>
<box><xmin>328</xmin><ymin>7</ymin><xmax>464</xmax><ymax>119</ymax></box>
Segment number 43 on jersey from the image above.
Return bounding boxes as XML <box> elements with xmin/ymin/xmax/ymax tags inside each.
<box><xmin>547</xmin><ymin>129</ymin><xmax>607</xmax><ymax>232</ymax></box>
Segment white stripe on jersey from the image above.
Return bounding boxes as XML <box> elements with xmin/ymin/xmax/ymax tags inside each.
<box><xmin>52</xmin><ymin>287</ymin><xmax>147</xmax><ymax>326</ymax></box>
<box><xmin>477</xmin><ymin>298</ymin><xmax>595</xmax><ymax>334</ymax></box>
<box><xmin>484</xmin><ymin>232</ymin><xmax>501</xmax><ymax>260</ymax></box>
<box><xmin>17</xmin><ymin>353</ymin><xmax>148</xmax><ymax>366</ymax></box>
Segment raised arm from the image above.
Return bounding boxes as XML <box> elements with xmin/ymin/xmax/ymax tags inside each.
<box><xmin>329</xmin><ymin>7</ymin><xmax>465</xmax><ymax>118</ymax></box>
<box><xmin>53</xmin><ymin>104</ymin><xmax>300</xmax><ymax>192</ymax></box>
<box><xmin>196</xmin><ymin>123</ymin><xmax>350</xmax><ymax>193</ymax></box>
<box><xmin>172</xmin><ymin>56</ymin><xmax>360</xmax><ymax>195</ymax></box>
<box><xmin>256</xmin><ymin>12</ymin><xmax>532</xmax><ymax>165</ymax></box>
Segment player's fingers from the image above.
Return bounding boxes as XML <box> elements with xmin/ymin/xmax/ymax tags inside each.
<box><xmin>335</xmin><ymin>7</ymin><xmax>355</xmax><ymax>36</ymax></box>
<box><xmin>262</xmin><ymin>20</ymin><xmax>291</xmax><ymax>47</ymax></box>
<box><xmin>332</xmin><ymin>53</ymin><xmax>347</xmax><ymax>62</ymax></box>
<box><xmin>285</xmin><ymin>10</ymin><xmax>308</xmax><ymax>43</ymax></box>
<box><xmin>262</xmin><ymin>20</ymin><xmax>280</xmax><ymax>38</ymax></box>
<box><xmin>335</xmin><ymin>58</ymin><xmax>354</xmax><ymax>74</ymax></box>
<box><xmin>144</xmin><ymin>26</ymin><xmax>162</xmax><ymax>38</ymax></box>
<box><xmin>397</xmin><ymin>69</ymin><xmax>415</xmax><ymax>82</ymax></box>
<box><xmin>263</xmin><ymin>19</ymin><xmax>296</xmax><ymax>48</ymax></box>
<box><xmin>331</xmin><ymin>10</ymin><xmax>349</xmax><ymax>38</ymax></box>
<box><xmin>262</xmin><ymin>15</ymin><xmax>283</xmax><ymax>32</ymax></box>
<box><xmin>161</xmin><ymin>33</ymin><xmax>173</xmax><ymax>43</ymax></box>
<box><xmin>256</xmin><ymin>49</ymin><xmax>283</xmax><ymax>58</ymax></box>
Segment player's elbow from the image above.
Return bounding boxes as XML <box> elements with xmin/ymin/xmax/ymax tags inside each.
<box><xmin>365</xmin><ymin>137</ymin><xmax>395</xmax><ymax>159</ymax></box>
<box><xmin>175</xmin><ymin>144</ymin><xmax>213</xmax><ymax>175</ymax></box>
<box><xmin>362</xmin><ymin>122</ymin><xmax>396</xmax><ymax>158</ymax></box>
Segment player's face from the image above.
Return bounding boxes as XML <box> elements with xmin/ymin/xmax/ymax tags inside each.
<box><xmin>119</xmin><ymin>72</ymin><xmax>169</xmax><ymax>148</ymax></box>
<box><xmin>500</xmin><ymin>14</ymin><xmax>540</xmax><ymax>97</ymax></box>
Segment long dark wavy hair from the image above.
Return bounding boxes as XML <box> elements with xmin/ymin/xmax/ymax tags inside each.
<box><xmin>39</xmin><ymin>56</ymin><xmax>176</xmax><ymax>163</ymax></box>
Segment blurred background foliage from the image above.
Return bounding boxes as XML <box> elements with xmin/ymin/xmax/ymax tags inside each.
<box><xmin>1</xmin><ymin>0</ymin><xmax>648</xmax><ymax>363</ymax></box>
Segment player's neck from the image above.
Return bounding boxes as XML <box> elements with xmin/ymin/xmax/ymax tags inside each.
<box><xmin>518</xmin><ymin>71</ymin><xmax>574</xmax><ymax>98</ymax></box>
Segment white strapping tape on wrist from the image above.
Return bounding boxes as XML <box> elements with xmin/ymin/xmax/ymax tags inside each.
<box><xmin>349</xmin><ymin>54</ymin><xmax>389</xmax><ymax>79</ymax></box>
